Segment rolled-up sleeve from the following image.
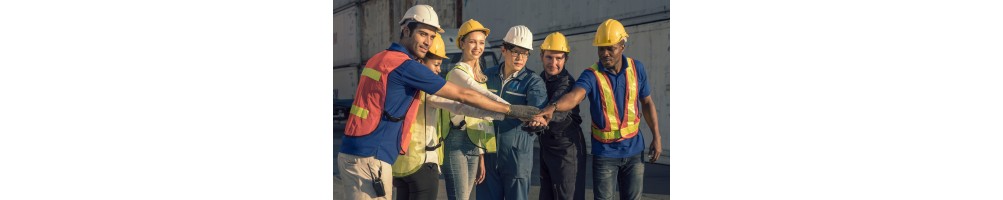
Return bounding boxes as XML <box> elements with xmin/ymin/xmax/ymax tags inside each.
<box><xmin>526</xmin><ymin>75</ymin><xmax>548</xmax><ymax>108</ymax></box>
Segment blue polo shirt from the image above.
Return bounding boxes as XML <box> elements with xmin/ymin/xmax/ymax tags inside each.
<box><xmin>339</xmin><ymin>43</ymin><xmax>447</xmax><ymax>164</ymax></box>
<box><xmin>574</xmin><ymin>55</ymin><xmax>651</xmax><ymax>158</ymax></box>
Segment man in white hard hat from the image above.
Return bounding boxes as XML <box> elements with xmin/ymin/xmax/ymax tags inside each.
<box><xmin>477</xmin><ymin>25</ymin><xmax>548</xmax><ymax>200</ymax></box>
<box><xmin>536</xmin><ymin>18</ymin><xmax>662</xmax><ymax>200</ymax></box>
<box><xmin>338</xmin><ymin>5</ymin><xmax>541</xmax><ymax>200</ymax></box>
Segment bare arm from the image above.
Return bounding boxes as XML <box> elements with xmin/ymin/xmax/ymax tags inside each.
<box><xmin>434</xmin><ymin>81</ymin><xmax>511</xmax><ymax>114</ymax></box>
<box><xmin>640</xmin><ymin>96</ymin><xmax>662</xmax><ymax>162</ymax></box>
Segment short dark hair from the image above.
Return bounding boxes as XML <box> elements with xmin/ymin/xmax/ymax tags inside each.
<box><xmin>399</xmin><ymin>21</ymin><xmax>420</xmax><ymax>40</ymax></box>
<box><xmin>502</xmin><ymin>42</ymin><xmax>528</xmax><ymax>52</ymax></box>
<box><xmin>502</xmin><ymin>43</ymin><xmax>515</xmax><ymax>51</ymax></box>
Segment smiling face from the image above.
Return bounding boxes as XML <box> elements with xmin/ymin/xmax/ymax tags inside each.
<box><xmin>541</xmin><ymin>50</ymin><xmax>567</xmax><ymax>76</ymax></box>
<box><xmin>401</xmin><ymin>23</ymin><xmax>438</xmax><ymax>59</ymax></box>
<box><xmin>597</xmin><ymin>41</ymin><xmax>625</xmax><ymax>70</ymax></box>
<box><xmin>460</xmin><ymin>31</ymin><xmax>487</xmax><ymax>61</ymax></box>
<box><xmin>419</xmin><ymin>57</ymin><xmax>443</xmax><ymax>75</ymax></box>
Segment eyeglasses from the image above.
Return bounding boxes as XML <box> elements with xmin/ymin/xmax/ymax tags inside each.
<box><xmin>508</xmin><ymin>49</ymin><xmax>530</xmax><ymax>58</ymax></box>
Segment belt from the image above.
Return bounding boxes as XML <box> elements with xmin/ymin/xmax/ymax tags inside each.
<box><xmin>424</xmin><ymin>138</ymin><xmax>444</xmax><ymax>151</ymax></box>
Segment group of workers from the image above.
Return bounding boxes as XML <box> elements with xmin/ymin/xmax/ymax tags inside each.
<box><xmin>338</xmin><ymin>4</ymin><xmax>662</xmax><ymax>200</ymax></box>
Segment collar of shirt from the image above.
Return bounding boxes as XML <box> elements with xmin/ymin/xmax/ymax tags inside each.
<box><xmin>597</xmin><ymin>54</ymin><xmax>629</xmax><ymax>75</ymax></box>
<box><xmin>542</xmin><ymin>68</ymin><xmax>569</xmax><ymax>82</ymax></box>
<box><xmin>497</xmin><ymin>62</ymin><xmax>524</xmax><ymax>86</ymax></box>
<box><xmin>387</xmin><ymin>42</ymin><xmax>418</xmax><ymax>60</ymax></box>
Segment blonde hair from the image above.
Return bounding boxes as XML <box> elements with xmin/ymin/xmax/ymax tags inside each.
<box><xmin>460</xmin><ymin>32</ymin><xmax>489</xmax><ymax>83</ymax></box>
<box><xmin>470</xmin><ymin>62</ymin><xmax>487</xmax><ymax>83</ymax></box>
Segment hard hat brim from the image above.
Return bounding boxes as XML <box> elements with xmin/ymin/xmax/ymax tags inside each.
<box><xmin>399</xmin><ymin>19</ymin><xmax>445</xmax><ymax>33</ymax></box>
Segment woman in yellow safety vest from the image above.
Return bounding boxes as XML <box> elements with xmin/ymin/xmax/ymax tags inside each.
<box><xmin>391</xmin><ymin>33</ymin><xmax>505</xmax><ymax>200</ymax></box>
<box><xmin>441</xmin><ymin>19</ymin><xmax>510</xmax><ymax>200</ymax></box>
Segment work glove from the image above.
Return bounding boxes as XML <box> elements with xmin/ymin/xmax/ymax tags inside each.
<box><xmin>506</xmin><ymin>105</ymin><xmax>540</xmax><ymax>120</ymax></box>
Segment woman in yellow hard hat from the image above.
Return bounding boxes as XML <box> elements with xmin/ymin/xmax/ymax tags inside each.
<box><xmin>441</xmin><ymin>19</ymin><xmax>510</xmax><ymax>200</ymax></box>
<box><xmin>393</xmin><ymin>33</ymin><xmax>508</xmax><ymax>200</ymax></box>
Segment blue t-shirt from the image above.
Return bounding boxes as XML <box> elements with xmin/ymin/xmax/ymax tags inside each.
<box><xmin>574</xmin><ymin>55</ymin><xmax>651</xmax><ymax>158</ymax></box>
<box><xmin>339</xmin><ymin>43</ymin><xmax>447</xmax><ymax>164</ymax></box>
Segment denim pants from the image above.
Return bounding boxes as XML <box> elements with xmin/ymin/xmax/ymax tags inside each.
<box><xmin>441</xmin><ymin>127</ymin><xmax>481</xmax><ymax>200</ymax></box>
<box><xmin>592</xmin><ymin>153</ymin><xmax>645</xmax><ymax>200</ymax></box>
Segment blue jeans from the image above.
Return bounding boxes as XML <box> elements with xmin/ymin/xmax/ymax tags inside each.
<box><xmin>442</xmin><ymin>127</ymin><xmax>481</xmax><ymax>200</ymax></box>
<box><xmin>593</xmin><ymin>153</ymin><xmax>645</xmax><ymax>200</ymax></box>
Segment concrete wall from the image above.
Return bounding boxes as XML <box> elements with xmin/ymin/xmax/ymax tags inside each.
<box><xmin>412</xmin><ymin>0</ymin><xmax>459</xmax><ymax>29</ymax></box>
<box><xmin>463</xmin><ymin>0</ymin><xmax>668</xmax><ymax>45</ymax></box>
<box><xmin>334</xmin><ymin>6</ymin><xmax>360</xmax><ymax>67</ymax></box>
<box><xmin>360</xmin><ymin>0</ymin><xmax>394</xmax><ymax>59</ymax></box>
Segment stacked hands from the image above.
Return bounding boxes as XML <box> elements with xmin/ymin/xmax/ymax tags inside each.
<box><xmin>509</xmin><ymin>104</ymin><xmax>662</xmax><ymax>162</ymax></box>
<box><xmin>505</xmin><ymin>105</ymin><xmax>558</xmax><ymax>134</ymax></box>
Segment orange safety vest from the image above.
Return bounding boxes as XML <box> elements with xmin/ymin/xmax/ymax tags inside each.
<box><xmin>345</xmin><ymin>50</ymin><xmax>423</xmax><ymax>155</ymax></box>
<box><xmin>587</xmin><ymin>57</ymin><xmax>641</xmax><ymax>143</ymax></box>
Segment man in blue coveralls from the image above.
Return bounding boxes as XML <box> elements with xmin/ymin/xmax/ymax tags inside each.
<box><xmin>477</xmin><ymin>25</ymin><xmax>548</xmax><ymax>200</ymax></box>
<box><xmin>537</xmin><ymin>19</ymin><xmax>663</xmax><ymax>200</ymax></box>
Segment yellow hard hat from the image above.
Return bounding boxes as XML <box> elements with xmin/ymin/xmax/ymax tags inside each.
<box><xmin>427</xmin><ymin>33</ymin><xmax>447</xmax><ymax>59</ymax></box>
<box><xmin>593</xmin><ymin>19</ymin><xmax>629</xmax><ymax>46</ymax></box>
<box><xmin>457</xmin><ymin>19</ymin><xmax>490</xmax><ymax>48</ymax></box>
<box><xmin>540</xmin><ymin>32</ymin><xmax>570</xmax><ymax>53</ymax></box>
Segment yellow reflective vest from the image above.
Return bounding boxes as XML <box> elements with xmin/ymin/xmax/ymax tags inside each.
<box><xmin>442</xmin><ymin>63</ymin><xmax>497</xmax><ymax>153</ymax></box>
<box><xmin>587</xmin><ymin>57</ymin><xmax>641</xmax><ymax>143</ymax></box>
<box><xmin>392</xmin><ymin>93</ymin><xmax>447</xmax><ymax>177</ymax></box>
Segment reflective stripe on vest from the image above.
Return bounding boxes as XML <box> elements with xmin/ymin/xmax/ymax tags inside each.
<box><xmin>588</xmin><ymin>57</ymin><xmax>641</xmax><ymax>143</ymax></box>
<box><xmin>344</xmin><ymin>50</ymin><xmax>423</xmax><ymax>155</ymax></box>
<box><xmin>393</xmin><ymin>93</ymin><xmax>438</xmax><ymax>177</ymax></box>
<box><xmin>443</xmin><ymin>64</ymin><xmax>497</xmax><ymax>152</ymax></box>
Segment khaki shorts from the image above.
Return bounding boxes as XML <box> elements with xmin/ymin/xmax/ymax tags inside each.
<box><xmin>337</xmin><ymin>153</ymin><xmax>393</xmax><ymax>200</ymax></box>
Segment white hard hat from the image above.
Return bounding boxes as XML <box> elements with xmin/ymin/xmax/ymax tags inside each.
<box><xmin>398</xmin><ymin>5</ymin><xmax>445</xmax><ymax>33</ymax></box>
<box><xmin>503</xmin><ymin>25</ymin><xmax>533</xmax><ymax>50</ymax></box>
